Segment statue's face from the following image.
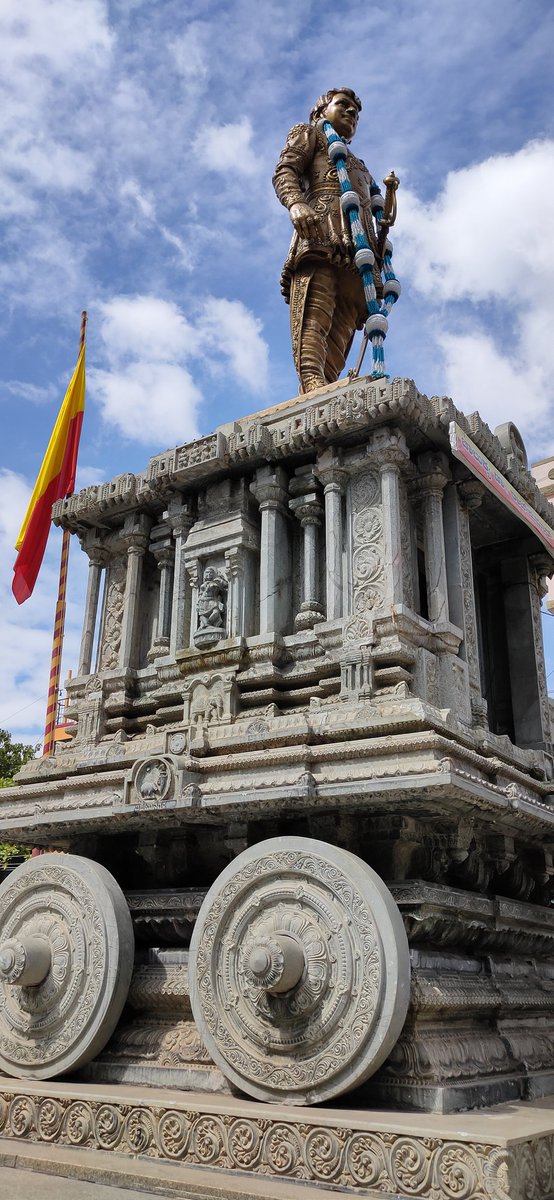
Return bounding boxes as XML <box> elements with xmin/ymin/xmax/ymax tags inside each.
<box><xmin>322</xmin><ymin>92</ymin><xmax>359</xmax><ymax>140</ymax></box>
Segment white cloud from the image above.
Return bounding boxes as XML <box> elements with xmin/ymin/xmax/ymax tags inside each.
<box><xmin>0</xmin><ymin>469</ymin><xmax>31</xmax><ymax>549</ymax></box>
<box><xmin>0</xmin><ymin>0</ymin><xmax>112</xmax><ymax>213</ymax></box>
<box><xmin>171</xmin><ymin>22</ymin><xmax>210</xmax><ymax>83</ymax></box>
<box><xmin>397</xmin><ymin>139</ymin><xmax>554</xmax><ymax>446</ymax></box>
<box><xmin>437</xmin><ymin>330</ymin><xmax>549</xmax><ymax>433</ymax></box>
<box><xmin>76</xmin><ymin>464</ymin><xmax>109</xmax><ymax>488</ymax></box>
<box><xmin>0</xmin><ymin>220</ymin><xmax>89</xmax><ymax>316</ymax></box>
<box><xmin>90</xmin><ymin>294</ymin><xmax>269</xmax><ymax>445</ymax></box>
<box><xmin>91</xmin><ymin>361</ymin><xmax>202</xmax><ymax>446</ymax></box>
<box><xmin>120</xmin><ymin>180</ymin><xmax>194</xmax><ymax>268</ymax></box>
<box><xmin>195</xmin><ymin>118</ymin><xmax>259</xmax><ymax>177</ymax></box>
<box><xmin>120</xmin><ymin>178</ymin><xmax>156</xmax><ymax>222</ymax></box>
<box><xmin>2</xmin><ymin>380</ymin><xmax>58</xmax><ymax>405</ymax></box>
<box><xmin>92</xmin><ymin>298</ymin><xmax>201</xmax><ymax>445</ymax></box>
<box><xmin>197</xmin><ymin>298</ymin><xmax>269</xmax><ymax>390</ymax></box>
<box><xmin>98</xmin><ymin>295</ymin><xmax>196</xmax><ymax>364</ymax></box>
<box><xmin>400</xmin><ymin>140</ymin><xmax>554</xmax><ymax>304</ymax></box>
<box><xmin>0</xmin><ymin>0</ymin><xmax>112</xmax><ymax>71</ymax></box>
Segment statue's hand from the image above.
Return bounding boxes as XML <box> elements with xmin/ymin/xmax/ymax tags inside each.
<box><xmin>289</xmin><ymin>202</ymin><xmax>320</xmax><ymax>240</ymax></box>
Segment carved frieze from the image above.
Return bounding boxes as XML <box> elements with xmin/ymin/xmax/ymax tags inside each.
<box><xmin>0</xmin><ymin>1080</ymin><xmax>552</xmax><ymax>1199</ymax></box>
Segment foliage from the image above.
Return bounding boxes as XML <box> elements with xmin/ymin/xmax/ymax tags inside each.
<box><xmin>0</xmin><ymin>842</ymin><xmax>31</xmax><ymax>870</ymax></box>
<box><xmin>0</xmin><ymin>728</ymin><xmax>39</xmax><ymax>785</ymax></box>
<box><xmin>0</xmin><ymin>729</ymin><xmax>38</xmax><ymax>871</ymax></box>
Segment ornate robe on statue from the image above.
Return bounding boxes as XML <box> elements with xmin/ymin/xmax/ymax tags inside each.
<box><xmin>273</xmin><ymin>123</ymin><xmax>382</xmax><ymax>392</ymax></box>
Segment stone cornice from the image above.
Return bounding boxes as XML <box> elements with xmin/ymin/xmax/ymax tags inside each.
<box><xmin>51</xmin><ymin>375</ymin><xmax>554</xmax><ymax>543</ymax></box>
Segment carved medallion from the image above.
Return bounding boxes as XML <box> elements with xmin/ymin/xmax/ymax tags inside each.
<box><xmin>167</xmin><ymin>732</ymin><xmax>187</xmax><ymax>755</ymax></box>
<box><xmin>189</xmin><ymin>837</ymin><xmax>410</xmax><ymax>1104</ymax></box>
<box><xmin>0</xmin><ymin>854</ymin><xmax>134</xmax><ymax>1078</ymax></box>
<box><xmin>135</xmin><ymin>758</ymin><xmax>172</xmax><ymax>803</ymax></box>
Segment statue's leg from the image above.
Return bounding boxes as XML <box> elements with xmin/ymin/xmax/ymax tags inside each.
<box><xmin>290</xmin><ymin>263</ymin><xmax>337</xmax><ymax>393</ymax></box>
<box><xmin>325</xmin><ymin>269</ymin><xmax>365</xmax><ymax>382</ymax></box>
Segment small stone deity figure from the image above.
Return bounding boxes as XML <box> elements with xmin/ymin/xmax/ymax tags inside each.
<box><xmin>197</xmin><ymin>567</ymin><xmax>227</xmax><ymax>631</ymax></box>
<box><xmin>273</xmin><ymin>88</ymin><xmax>383</xmax><ymax>394</ymax></box>
<box><xmin>138</xmin><ymin>760</ymin><xmax>168</xmax><ymax>799</ymax></box>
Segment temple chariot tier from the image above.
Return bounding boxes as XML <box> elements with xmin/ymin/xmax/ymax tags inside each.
<box><xmin>1</xmin><ymin>374</ymin><xmax>554</xmax><ymax>1194</ymax></box>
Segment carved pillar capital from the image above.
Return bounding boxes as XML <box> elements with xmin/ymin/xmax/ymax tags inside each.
<box><xmin>250</xmin><ymin>465</ymin><xmax>289</xmax><ymax>514</ymax></box>
<box><xmin>367</xmin><ymin>427</ymin><xmax>410</xmax><ymax>473</ymax></box>
<box><xmin>122</xmin><ymin>530</ymin><xmax>149</xmax><ymax>557</ymax></box>
<box><xmin>412</xmin><ymin>451</ymin><xmax>451</xmax><ymax>500</ymax></box>
<box><xmin>315</xmin><ymin>450</ymin><xmax>347</xmax><ymax>494</ymax></box>
<box><xmin>289</xmin><ymin>494</ymin><xmax>323</xmax><ymax>527</ymax></box>
<box><xmin>458</xmin><ymin>480</ymin><xmax>484</xmax><ymax>512</ymax></box>
<box><xmin>168</xmin><ymin>508</ymin><xmax>195</xmax><ymax>542</ymax></box>
<box><xmin>151</xmin><ymin>543</ymin><xmax>174</xmax><ymax>571</ymax></box>
<box><xmin>185</xmin><ymin>559</ymin><xmax>200</xmax><ymax>590</ymax></box>
<box><xmin>225</xmin><ymin>545</ymin><xmax>247</xmax><ymax>577</ymax></box>
<box><xmin>530</xmin><ymin>552</ymin><xmax>553</xmax><ymax>599</ymax></box>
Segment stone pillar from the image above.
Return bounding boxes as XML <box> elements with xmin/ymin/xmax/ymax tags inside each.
<box><xmin>289</xmin><ymin>494</ymin><xmax>324</xmax><ymax>630</ymax></box>
<box><xmin>149</xmin><ymin>542</ymin><xmax>174</xmax><ymax>660</ymax></box>
<box><xmin>443</xmin><ymin>480</ymin><xmax>487</xmax><ymax>724</ymax></box>
<box><xmin>250</xmin><ymin>466</ymin><xmax>291</xmax><ymax>636</ymax></box>
<box><xmin>78</xmin><ymin>545</ymin><xmax>107</xmax><ymax>676</ymax></box>
<box><xmin>367</xmin><ymin>428</ymin><xmax>410</xmax><ymax>609</ymax></box>
<box><xmin>225</xmin><ymin>546</ymin><xmax>246</xmax><ymax>638</ymax></box>
<box><xmin>119</xmin><ymin>517</ymin><xmax>150</xmax><ymax>671</ymax></box>
<box><xmin>413</xmin><ymin>452</ymin><xmax>451</xmax><ymax>624</ymax></box>
<box><xmin>168</xmin><ymin>500</ymin><xmax>195</xmax><ymax>658</ymax></box>
<box><xmin>316</xmin><ymin>451</ymin><xmax>345</xmax><ymax>620</ymax></box>
<box><xmin>502</xmin><ymin>552</ymin><xmax>553</xmax><ymax>751</ymax></box>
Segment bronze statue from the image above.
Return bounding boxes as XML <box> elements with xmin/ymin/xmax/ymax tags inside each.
<box><xmin>273</xmin><ymin>88</ymin><xmax>387</xmax><ymax>393</ymax></box>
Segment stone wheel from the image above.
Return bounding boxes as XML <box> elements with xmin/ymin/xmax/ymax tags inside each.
<box><xmin>0</xmin><ymin>853</ymin><xmax>134</xmax><ymax>1079</ymax></box>
<box><xmin>189</xmin><ymin>837</ymin><xmax>410</xmax><ymax>1104</ymax></box>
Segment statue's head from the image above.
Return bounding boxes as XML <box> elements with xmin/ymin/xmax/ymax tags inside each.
<box><xmin>310</xmin><ymin>88</ymin><xmax>362</xmax><ymax>141</ymax></box>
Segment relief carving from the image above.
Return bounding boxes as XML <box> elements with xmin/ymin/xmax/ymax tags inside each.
<box><xmin>194</xmin><ymin>567</ymin><xmax>228</xmax><ymax>648</ymax></box>
<box><xmin>183</xmin><ymin>672</ymin><xmax>237</xmax><ymax>730</ymax></box>
<box><xmin>99</xmin><ymin>556</ymin><xmax>126</xmax><ymax>671</ymax></box>
<box><xmin>344</xmin><ymin>470</ymin><xmax>384</xmax><ymax>644</ymax></box>
<box><xmin>1</xmin><ymin>1082</ymin><xmax>552</xmax><ymax>1199</ymax></box>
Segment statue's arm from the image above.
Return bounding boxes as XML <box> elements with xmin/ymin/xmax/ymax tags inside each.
<box><xmin>272</xmin><ymin>123</ymin><xmax>321</xmax><ymax>241</ymax></box>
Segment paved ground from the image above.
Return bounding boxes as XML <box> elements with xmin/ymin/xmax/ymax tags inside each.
<box><xmin>0</xmin><ymin>1167</ymin><xmax>167</xmax><ymax>1200</ymax></box>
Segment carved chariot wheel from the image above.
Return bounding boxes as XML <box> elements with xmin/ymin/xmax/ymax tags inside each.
<box><xmin>189</xmin><ymin>837</ymin><xmax>410</xmax><ymax>1104</ymax></box>
<box><xmin>0</xmin><ymin>854</ymin><xmax>134</xmax><ymax>1079</ymax></box>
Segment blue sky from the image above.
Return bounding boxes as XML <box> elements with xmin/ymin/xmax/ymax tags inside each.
<box><xmin>1</xmin><ymin>0</ymin><xmax>554</xmax><ymax>745</ymax></box>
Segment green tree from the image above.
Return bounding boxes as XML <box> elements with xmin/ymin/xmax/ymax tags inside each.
<box><xmin>0</xmin><ymin>730</ymin><xmax>39</xmax><ymax>870</ymax></box>
<box><xmin>0</xmin><ymin>728</ymin><xmax>38</xmax><ymax>786</ymax></box>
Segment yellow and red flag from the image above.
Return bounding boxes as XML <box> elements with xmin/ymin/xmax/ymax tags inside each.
<box><xmin>12</xmin><ymin>345</ymin><xmax>85</xmax><ymax>604</ymax></box>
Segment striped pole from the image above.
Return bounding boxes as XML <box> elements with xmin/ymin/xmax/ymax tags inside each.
<box><xmin>42</xmin><ymin>311</ymin><xmax>87</xmax><ymax>757</ymax></box>
<box><xmin>42</xmin><ymin>526</ymin><xmax>71</xmax><ymax>756</ymax></box>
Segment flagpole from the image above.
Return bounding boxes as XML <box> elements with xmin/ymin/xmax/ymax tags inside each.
<box><xmin>42</xmin><ymin>312</ymin><xmax>87</xmax><ymax>757</ymax></box>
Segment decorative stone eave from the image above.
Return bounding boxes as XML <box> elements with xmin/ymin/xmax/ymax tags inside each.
<box><xmin>50</xmin><ymin>375</ymin><xmax>554</xmax><ymax>542</ymax></box>
<box><xmin>1</xmin><ymin>729</ymin><xmax>553</xmax><ymax>843</ymax></box>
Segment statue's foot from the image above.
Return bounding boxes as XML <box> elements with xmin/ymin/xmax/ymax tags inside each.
<box><xmin>302</xmin><ymin>372</ymin><xmax>326</xmax><ymax>392</ymax></box>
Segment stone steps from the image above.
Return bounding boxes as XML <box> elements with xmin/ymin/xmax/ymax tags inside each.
<box><xmin>0</xmin><ymin>1078</ymin><xmax>554</xmax><ymax>1199</ymax></box>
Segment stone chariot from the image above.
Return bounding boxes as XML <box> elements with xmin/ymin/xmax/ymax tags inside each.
<box><xmin>1</xmin><ymin>376</ymin><xmax>554</xmax><ymax>1196</ymax></box>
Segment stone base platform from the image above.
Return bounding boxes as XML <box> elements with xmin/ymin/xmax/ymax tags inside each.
<box><xmin>1</xmin><ymin>1080</ymin><xmax>554</xmax><ymax>1199</ymax></box>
